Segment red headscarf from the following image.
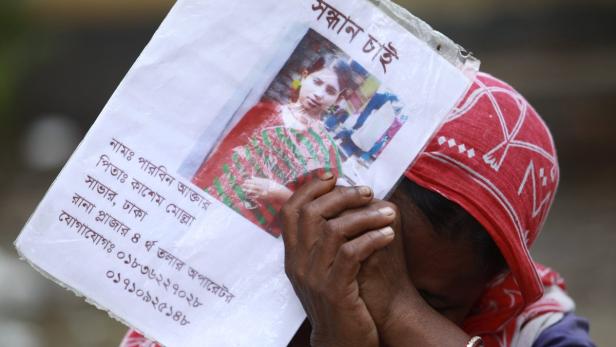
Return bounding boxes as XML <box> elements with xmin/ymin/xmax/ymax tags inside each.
<box><xmin>406</xmin><ymin>72</ymin><xmax>572</xmax><ymax>346</ymax></box>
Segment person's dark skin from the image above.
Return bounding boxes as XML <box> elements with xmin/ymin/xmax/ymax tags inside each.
<box><xmin>282</xmin><ymin>173</ymin><xmax>496</xmax><ymax>346</ymax></box>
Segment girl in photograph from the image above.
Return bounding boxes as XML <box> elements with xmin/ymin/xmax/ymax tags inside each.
<box><xmin>190</xmin><ymin>58</ymin><xmax>353</xmax><ymax>237</ymax></box>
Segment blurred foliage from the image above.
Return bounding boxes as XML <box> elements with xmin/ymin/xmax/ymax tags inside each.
<box><xmin>0</xmin><ymin>1</ymin><xmax>56</xmax><ymax>180</ymax></box>
<box><xmin>0</xmin><ymin>1</ymin><xmax>51</xmax><ymax>138</ymax></box>
<box><xmin>0</xmin><ymin>2</ymin><xmax>24</xmax><ymax>124</ymax></box>
<box><xmin>0</xmin><ymin>1</ymin><xmax>30</xmax><ymax>139</ymax></box>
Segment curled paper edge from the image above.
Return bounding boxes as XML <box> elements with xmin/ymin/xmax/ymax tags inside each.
<box><xmin>13</xmin><ymin>243</ymin><xmax>160</xmax><ymax>344</ymax></box>
<box><xmin>369</xmin><ymin>0</ymin><xmax>481</xmax><ymax>78</ymax></box>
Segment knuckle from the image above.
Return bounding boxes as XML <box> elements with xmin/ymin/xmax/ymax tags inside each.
<box><xmin>363</xmin><ymin>231</ymin><xmax>376</xmax><ymax>243</ymax></box>
<box><xmin>306</xmin><ymin>275</ymin><xmax>321</xmax><ymax>292</ymax></box>
<box><xmin>322</xmin><ymin>286</ymin><xmax>338</xmax><ymax>303</ymax></box>
<box><xmin>366</xmin><ymin>231</ymin><xmax>381</xmax><ymax>244</ymax></box>
<box><xmin>340</xmin><ymin>243</ymin><xmax>358</xmax><ymax>262</ymax></box>
<box><xmin>386</xmin><ymin>201</ymin><xmax>400</xmax><ymax>214</ymax></box>
<box><xmin>284</xmin><ymin>259</ymin><xmax>308</xmax><ymax>284</ymax></box>
<box><xmin>330</xmin><ymin>186</ymin><xmax>350</xmax><ymax>203</ymax></box>
<box><xmin>359</xmin><ymin>207</ymin><xmax>376</xmax><ymax>219</ymax></box>
<box><xmin>280</xmin><ymin>205</ymin><xmax>295</xmax><ymax>222</ymax></box>
<box><xmin>323</xmin><ymin>220</ymin><xmax>342</xmax><ymax>239</ymax></box>
<box><xmin>299</xmin><ymin>203</ymin><xmax>317</xmax><ymax>219</ymax></box>
<box><xmin>333</xmin><ymin>186</ymin><xmax>348</xmax><ymax>198</ymax></box>
<box><xmin>293</xmin><ymin>268</ymin><xmax>307</xmax><ymax>283</ymax></box>
<box><xmin>363</xmin><ymin>253</ymin><xmax>380</xmax><ymax>270</ymax></box>
<box><xmin>344</xmin><ymin>186</ymin><xmax>361</xmax><ymax>200</ymax></box>
<box><xmin>373</xmin><ymin>200</ymin><xmax>400</xmax><ymax>219</ymax></box>
<box><xmin>374</xmin><ymin>199</ymin><xmax>397</xmax><ymax>210</ymax></box>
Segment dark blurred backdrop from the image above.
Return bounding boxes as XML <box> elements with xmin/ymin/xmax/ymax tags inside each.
<box><xmin>1</xmin><ymin>0</ymin><xmax>614</xmax><ymax>346</ymax></box>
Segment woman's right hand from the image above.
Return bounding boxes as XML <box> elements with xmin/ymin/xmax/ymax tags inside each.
<box><xmin>280</xmin><ymin>173</ymin><xmax>396</xmax><ymax>347</ymax></box>
<box><xmin>243</xmin><ymin>176</ymin><xmax>293</xmax><ymax>204</ymax></box>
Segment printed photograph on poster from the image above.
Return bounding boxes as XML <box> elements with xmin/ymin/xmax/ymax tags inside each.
<box><xmin>186</xmin><ymin>29</ymin><xmax>408</xmax><ymax>237</ymax></box>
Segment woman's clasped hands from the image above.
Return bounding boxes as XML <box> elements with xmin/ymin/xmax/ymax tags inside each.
<box><xmin>280</xmin><ymin>172</ymin><xmax>423</xmax><ymax>347</ymax></box>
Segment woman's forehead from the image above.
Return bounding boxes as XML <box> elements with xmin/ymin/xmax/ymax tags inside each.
<box><xmin>390</xmin><ymin>187</ymin><xmax>488</xmax><ymax>292</ymax></box>
<box><xmin>404</xmin><ymin>225</ymin><xmax>487</xmax><ymax>296</ymax></box>
<box><xmin>311</xmin><ymin>69</ymin><xmax>339</xmax><ymax>85</ymax></box>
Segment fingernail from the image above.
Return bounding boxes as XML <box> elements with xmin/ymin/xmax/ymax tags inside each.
<box><xmin>320</xmin><ymin>171</ymin><xmax>334</xmax><ymax>180</ymax></box>
<box><xmin>377</xmin><ymin>207</ymin><xmax>395</xmax><ymax>217</ymax></box>
<box><xmin>379</xmin><ymin>226</ymin><xmax>394</xmax><ymax>238</ymax></box>
<box><xmin>357</xmin><ymin>186</ymin><xmax>372</xmax><ymax>197</ymax></box>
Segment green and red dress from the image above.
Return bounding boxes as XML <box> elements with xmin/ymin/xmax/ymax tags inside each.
<box><xmin>192</xmin><ymin>101</ymin><xmax>343</xmax><ymax>237</ymax></box>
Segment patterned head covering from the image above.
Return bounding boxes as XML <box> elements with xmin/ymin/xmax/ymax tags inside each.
<box><xmin>405</xmin><ymin>72</ymin><xmax>570</xmax><ymax>345</ymax></box>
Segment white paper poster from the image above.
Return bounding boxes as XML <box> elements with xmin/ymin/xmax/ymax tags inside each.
<box><xmin>15</xmin><ymin>0</ymin><xmax>475</xmax><ymax>346</ymax></box>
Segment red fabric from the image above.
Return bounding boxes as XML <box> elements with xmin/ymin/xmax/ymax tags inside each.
<box><xmin>406</xmin><ymin>72</ymin><xmax>567</xmax><ymax>346</ymax></box>
<box><xmin>119</xmin><ymin>330</ymin><xmax>159</xmax><ymax>347</ymax></box>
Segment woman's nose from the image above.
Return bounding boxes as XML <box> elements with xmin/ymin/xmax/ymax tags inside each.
<box><xmin>314</xmin><ymin>89</ymin><xmax>325</xmax><ymax>100</ymax></box>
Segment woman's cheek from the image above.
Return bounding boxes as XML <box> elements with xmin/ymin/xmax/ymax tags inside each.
<box><xmin>322</xmin><ymin>94</ymin><xmax>337</xmax><ymax>110</ymax></box>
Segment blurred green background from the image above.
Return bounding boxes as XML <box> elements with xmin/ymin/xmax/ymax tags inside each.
<box><xmin>1</xmin><ymin>0</ymin><xmax>614</xmax><ymax>346</ymax></box>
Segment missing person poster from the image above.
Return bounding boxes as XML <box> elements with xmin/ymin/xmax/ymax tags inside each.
<box><xmin>15</xmin><ymin>0</ymin><xmax>477</xmax><ymax>346</ymax></box>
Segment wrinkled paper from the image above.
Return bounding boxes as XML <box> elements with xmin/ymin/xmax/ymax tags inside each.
<box><xmin>16</xmin><ymin>0</ymin><xmax>476</xmax><ymax>346</ymax></box>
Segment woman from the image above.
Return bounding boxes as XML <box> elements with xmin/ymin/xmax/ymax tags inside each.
<box><xmin>120</xmin><ymin>73</ymin><xmax>595</xmax><ymax>346</ymax></box>
<box><xmin>281</xmin><ymin>72</ymin><xmax>595</xmax><ymax>347</ymax></box>
<box><xmin>190</xmin><ymin>59</ymin><xmax>352</xmax><ymax>237</ymax></box>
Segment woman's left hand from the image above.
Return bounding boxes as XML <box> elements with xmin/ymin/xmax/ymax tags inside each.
<box><xmin>353</xmin><ymin>199</ymin><xmax>423</xmax><ymax>342</ymax></box>
<box><xmin>353</xmin><ymin>199</ymin><xmax>416</xmax><ymax>318</ymax></box>
<box><xmin>242</xmin><ymin>176</ymin><xmax>293</xmax><ymax>204</ymax></box>
<box><xmin>280</xmin><ymin>175</ymin><xmax>397</xmax><ymax>347</ymax></box>
<box><xmin>357</xmin><ymin>199</ymin><xmax>473</xmax><ymax>347</ymax></box>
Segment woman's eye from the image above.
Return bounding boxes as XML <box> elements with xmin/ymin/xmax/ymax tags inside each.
<box><xmin>326</xmin><ymin>86</ymin><xmax>337</xmax><ymax>96</ymax></box>
<box><xmin>314</xmin><ymin>78</ymin><xmax>323</xmax><ymax>86</ymax></box>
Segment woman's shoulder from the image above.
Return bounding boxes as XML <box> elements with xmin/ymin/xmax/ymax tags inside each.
<box><xmin>239</xmin><ymin>100</ymin><xmax>284</xmax><ymax>129</ymax></box>
<box><xmin>531</xmin><ymin>313</ymin><xmax>596</xmax><ymax>347</ymax></box>
<box><xmin>219</xmin><ymin>100</ymin><xmax>282</xmax><ymax>141</ymax></box>
<box><xmin>249</xmin><ymin>100</ymin><xmax>283</xmax><ymax>117</ymax></box>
